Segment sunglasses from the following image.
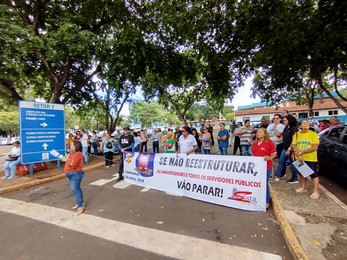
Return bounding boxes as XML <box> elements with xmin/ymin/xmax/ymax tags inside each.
<box><xmin>182</xmin><ymin>130</ymin><xmax>186</xmax><ymax>133</ymax></box>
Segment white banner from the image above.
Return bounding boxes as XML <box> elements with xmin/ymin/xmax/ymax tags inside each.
<box><xmin>124</xmin><ymin>152</ymin><xmax>267</xmax><ymax>211</ymax></box>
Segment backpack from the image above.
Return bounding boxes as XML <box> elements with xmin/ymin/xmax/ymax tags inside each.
<box><xmin>106</xmin><ymin>141</ymin><xmax>113</xmax><ymax>149</ymax></box>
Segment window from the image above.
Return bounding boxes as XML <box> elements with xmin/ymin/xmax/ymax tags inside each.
<box><xmin>327</xmin><ymin>127</ymin><xmax>344</xmax><ymax>141</ymax></box>
<box><xmin>314</xmin><ymin>112</ymin><xmax>319</xmax><ymax>116</ymax></box>
<box><xmin>298</xmin><ymin>112</ymin><xmax>308</xmax><ymax>119</ymax></box>
<box><xmin>328</xmin><ymin>110</ymin><xmax>338</xmax><ymax>115</ymax></box>
<box><xmin>343</xmin><ymin>131</ymin><xmax>347</xmax><ymax>145</ymax></box>
<box><xmin>243</xmin><ymin>117</ymin><xmax>250</xmax><ymax>122</ymax></box>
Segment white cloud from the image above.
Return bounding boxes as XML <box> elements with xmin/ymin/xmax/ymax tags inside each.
<box><xmin>229</xmin><ymin>78</ymin><xmax>261</xmax><ymax>108</ymax></box>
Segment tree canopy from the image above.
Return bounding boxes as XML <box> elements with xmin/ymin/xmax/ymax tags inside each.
<box><xmin>1</xmin><ymin>0</ymin><xmax>346</xmax><ymax>122</ymax></box>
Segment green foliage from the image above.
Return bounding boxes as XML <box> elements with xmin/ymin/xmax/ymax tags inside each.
<box><xmin>225</xmin><ymin>112</ymin><xmax>234</xmax><ymax>121</ymax></box>
<box><xmin>129</xmin><ymin>101</ymin><xmax>180</xmax><ymax>128</ymax></box>
<box><xmin>0</xmin><ymin>111</ymin><xmax>19</xmax><ymax>135</ymax></box>
<box><xmin>2</xmin><ymin>0</ymin><xmax>347</xmax><ymax>121</ymax></box>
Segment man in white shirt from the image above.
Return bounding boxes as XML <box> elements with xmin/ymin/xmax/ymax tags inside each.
<box><xmin>80</xmin><ymin>129</ymin><xmax>89</xmax><ymax>164</ymax></box>
<box><xmin>177</xmin><ymin>126</ymin><xmax>198</xmax><ymax>155</ymax></box>
<box><xmin>3</xmin><ymin>140</ymin><xmax>21</xmax><ymax>179</ymax></box>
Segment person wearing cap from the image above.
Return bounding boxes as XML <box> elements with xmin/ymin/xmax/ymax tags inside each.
<box><xmin>3</xmin><ymin>140</ymin><xmax>21</xmax><ymax>179</ymax></box>
<box><xmin>117</xmin><ymin>127</ymin><xmax>135</xmax><ymax>181</ymax></box>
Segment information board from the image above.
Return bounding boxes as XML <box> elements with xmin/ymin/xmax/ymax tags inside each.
<box><xmin>19</xmin><ymin>101</ymin><xmax>65</xmax><ymax>164</ymax></box>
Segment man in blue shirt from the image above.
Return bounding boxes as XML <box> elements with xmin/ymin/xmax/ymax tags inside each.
<box><xmin>217</xmin><ymin>123</ymin><xmax>229</xmax><ymax>155</ymax></box>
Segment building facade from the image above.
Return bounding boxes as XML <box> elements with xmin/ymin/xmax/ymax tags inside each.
<box><xmin>234</xmin><ymin>93</ymin><xmax>347</xmax><ymax>124</ymax></box>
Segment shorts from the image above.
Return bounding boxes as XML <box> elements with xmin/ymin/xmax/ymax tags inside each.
<box><xmin>302</xmin><ymin>161</ymin><xmax>318</xmax><ymax>178</ymax></box>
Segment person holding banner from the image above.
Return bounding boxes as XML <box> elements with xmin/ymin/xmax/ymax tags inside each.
<box><xmin>252</xmin><ymin>128</ymin><xmax>277</xmax><ymax>209</ymax></box>
<box><xmin>177</xmin><ymin>126</ymin><xmax>198</xmax><ymax>155</ymax></box>
<box><xmin>291</xmin><ymin>120</ymin><xmax>320</xmax><ymax>200</ymax></box>
<box><xmin>117</xmin><ymin>127</ymin><xmax>135</xmax><ymax>181</ymax></box>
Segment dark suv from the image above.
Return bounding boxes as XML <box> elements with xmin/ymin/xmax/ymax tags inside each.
<box><xmin>317</xmin><ymin>124</ymin><xmax>347</xmax><ymax>185</ymax></box>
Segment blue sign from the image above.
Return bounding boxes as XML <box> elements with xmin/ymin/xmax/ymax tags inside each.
<box><xmin>19</xmin><ymin>101</ymin><xmax>66</xmax><ymax>164</ymax></box>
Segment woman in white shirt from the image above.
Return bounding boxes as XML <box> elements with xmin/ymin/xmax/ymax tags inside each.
<box><xmin>3</xmin><ymin>140</ymin><xmax>21</xmax><ymax>179</ymax></box>
<box><xmin>177</xmin><ymin>126</ymin><xmax>198</xmax><ymax>155</ymax></box>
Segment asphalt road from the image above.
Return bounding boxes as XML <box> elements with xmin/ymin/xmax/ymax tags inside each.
<box><xmin>0</xmin><ymin>160</ymin><xmax>293</xmax><ymax>260</ymax></box>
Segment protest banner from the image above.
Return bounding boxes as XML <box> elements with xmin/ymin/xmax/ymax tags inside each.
<box><xmin>123</xmin><ymin>152</ymin><xmax>267</xmax><ymax>211</ymax></box>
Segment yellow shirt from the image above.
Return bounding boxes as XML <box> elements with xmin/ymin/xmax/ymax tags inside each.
<box><xmin>292</xmin><ymin>130</ymin><xmax>319</xmax><ymax>162</ymax></box>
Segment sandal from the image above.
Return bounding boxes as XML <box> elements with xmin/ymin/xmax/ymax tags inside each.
<box><xmin>310</xmin><ymin>192</ymin><xmax>320</xmax><ymax>200</ymax></box>
<box><xmin>295</xmin><ymin>187</ymin><xmax>308</xmax><ymax>193</ymax></box>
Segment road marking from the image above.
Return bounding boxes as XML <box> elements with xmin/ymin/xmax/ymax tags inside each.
<box><xmin>165</xmin><ymin>191</ymin><xmax>183</xmax><ymax>197</ymax></box>
<box><xmin>0</xmin><ymin>197</ymin><xmax>282</xmax><ymax>260</ymax></box>
<box><xmin>113</xmin><ymin>181</ymin><xmax>132</xmax><ymax>189</ymax></box>
<box><xmin>90</xmin><ymin>177</ymin><xmax>118</xmax><ymax>186</ymax></box>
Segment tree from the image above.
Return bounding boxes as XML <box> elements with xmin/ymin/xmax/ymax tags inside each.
<box><xmin>248</xmin><ymin>0</ymin><xmax>347</xmax><ymax>114</ymax></box>
<box><xmin>0</xmin><ymin>111</ymin><xmax>19</xmax><ymax>136</ymax></box>
<box><xmin>0</xmin><ymin>1</ymin><xmax>135</xmax><ymax>104</ymax></box>
<box><xmin>129</xmin><ymin>101</ymin><xmax>180</xmax><ymax>128</ymax></box>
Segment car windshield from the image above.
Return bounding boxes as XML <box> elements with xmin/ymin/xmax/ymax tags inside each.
<box><xmin>327</xmin><ymin>127</ymin><xmax>344</xmax><ymax>141</ymax></box>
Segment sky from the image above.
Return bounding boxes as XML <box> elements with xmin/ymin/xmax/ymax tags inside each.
<box><xmin>228</xmin><ymin>78</ymin><xmax>261</xmax><ymax>109</ymax></box>
<box><xmin>120</xmin><ymin>78</ymin><xmax>261</xmax><ymax>116</ymax></box>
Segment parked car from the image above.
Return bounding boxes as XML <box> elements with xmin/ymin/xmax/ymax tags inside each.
<box><xmin>317</xmin><ymin>124</ymin><xmax>347</xmax><ymax>185</ymax></box>
<box><xmin>0</xmin><ymin>137</ymin><xmax>9</xmax><ymax>146</ymax></box>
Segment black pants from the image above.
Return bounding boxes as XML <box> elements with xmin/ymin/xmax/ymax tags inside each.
<box><xmin>118</xmin><ymin>152</ymin><xmax>124</xmax><ymax>179</ymax></box>
<box><xmin>276</xmin><ymin>143</ymin><xmax>286</xmax><ymax>177</ymax></box>
<box><xmin>141</xmin><ymin>141</ymin><xmax>148</xmax><ymax>152</ymax></box>
<box><xmin>153</xmin><ymin>141</ymin><xmax>159</xmax><ymax>153</ymax></box>
<box><xmin>104</xmin><ymin>151</ymin><xmax>114</xmax><ymax>166</ymax></box>
<box><xmin>233</xmin><ymin>136</ymin><xmax>241</xmax><ymax>155</ymax></box>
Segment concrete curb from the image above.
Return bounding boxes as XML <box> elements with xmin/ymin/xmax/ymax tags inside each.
<box><xmin>270</xmin><ymin>184</ymin><xmax>310</xmax><ymax>260</ymax></box>
<box><xmin>0</xmin><ymin>162</ymin><xmax>105</xmax><ymax>196</ymax></box>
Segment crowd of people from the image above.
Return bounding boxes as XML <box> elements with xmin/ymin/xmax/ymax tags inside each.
<box><xmin>2</xmin><ymin>112</ymin><xmax>343</xmax><ymax>215</ymax></box>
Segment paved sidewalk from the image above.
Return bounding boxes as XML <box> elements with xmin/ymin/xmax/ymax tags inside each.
<box><xmin>1</xmin><ymin>153</ymin><xmax>346</xmax><ymax>260</ymax></box>
<box><xmin>270</xmin><ymin>174</ymin><xmax>347</xmax><ymax>260</ymax></box>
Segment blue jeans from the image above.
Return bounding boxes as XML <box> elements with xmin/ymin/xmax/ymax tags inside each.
<box><xmin>153</xmin><ymin>141</ymin><xmax>159</xmax><ymax>153</ymax></box>
<box><xmin>92</xmin><ymin>142</ymin><xmax>98</xmax><ymax>156</ymax></box>
<box><xmin>219</xmin><ymin>146</ymin><xmax>228</xmax><ymax>155</ymax></box>
<box><xmin>240</xmin><ymin>145</ymin><xmax>252</xmax><ymax>156</ymax></box>
<box><xmin>203</xmin><ymin>147</ymin><xmax>211</xmax><ymax>154</ymax></box>
<box><xmin>4</xmin><ymin>157</ymin><xmax>21</xmax><ymax>178</ymax></box>
<box><xmin>274</xmin><ymin>149</ymin><xmax>297</xmax><ymax>180</ymax></box>
<box><xmin>266</xmin><ymin>169</ymin><xmax>272</xmax><ymax>204</ymax></box>
<box><xmin>133</xmin><ymin>144</ymin><xmax>140</xmax><ymax>152</ymax></box>
<box><xmin>66</xmin><ymin>171</ymin><xmax>84</xmax><ymax>207</ymax></box>
<box><xmin>82</xmin><ymin>146</ymin><xmax>89</xmax><ymax>163</ymax></box>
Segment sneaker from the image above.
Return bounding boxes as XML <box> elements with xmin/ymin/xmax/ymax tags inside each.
<box><xmin>106</xmin><ymin>166</ymin><xmax>109</xmax><ymax>168</ymax></box>
<box><xmin>111</xmin><ymin>164</ymin><xmax>115</xmax><ymax>167</ymax></box>
<box><xmin>280</xmin><ymin>174</ymin><xmax>287</xmax><ymax>179</ymax></box>
<box><xmin>2</xmin><ymin>176</ymin><xmax>9</xmax><ymax>179</ymax></box>
<box><xmin>7</xmin><ymin>176</ymin><xmax>16</xmax><ymax>179</ymax></box>
<box><xmin>287</xmin><ymin>179</ymin><xmax>299</xmax><ymax>184</ymax></box>
<box><xmin>274</xmin><ymin>177</ymin><xmax>280</xmax><ymax>182</ymax></box>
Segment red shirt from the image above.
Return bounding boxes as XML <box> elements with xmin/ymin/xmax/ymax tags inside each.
<box><xmin>252</xmin><ymin>140</ymin><xmax>276</xmax><ymax>170</ymax></box>
<box><xmin>64</xmin><ymin>151</ymin><xmax>83</xmax><ymax>173</ymax></box>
